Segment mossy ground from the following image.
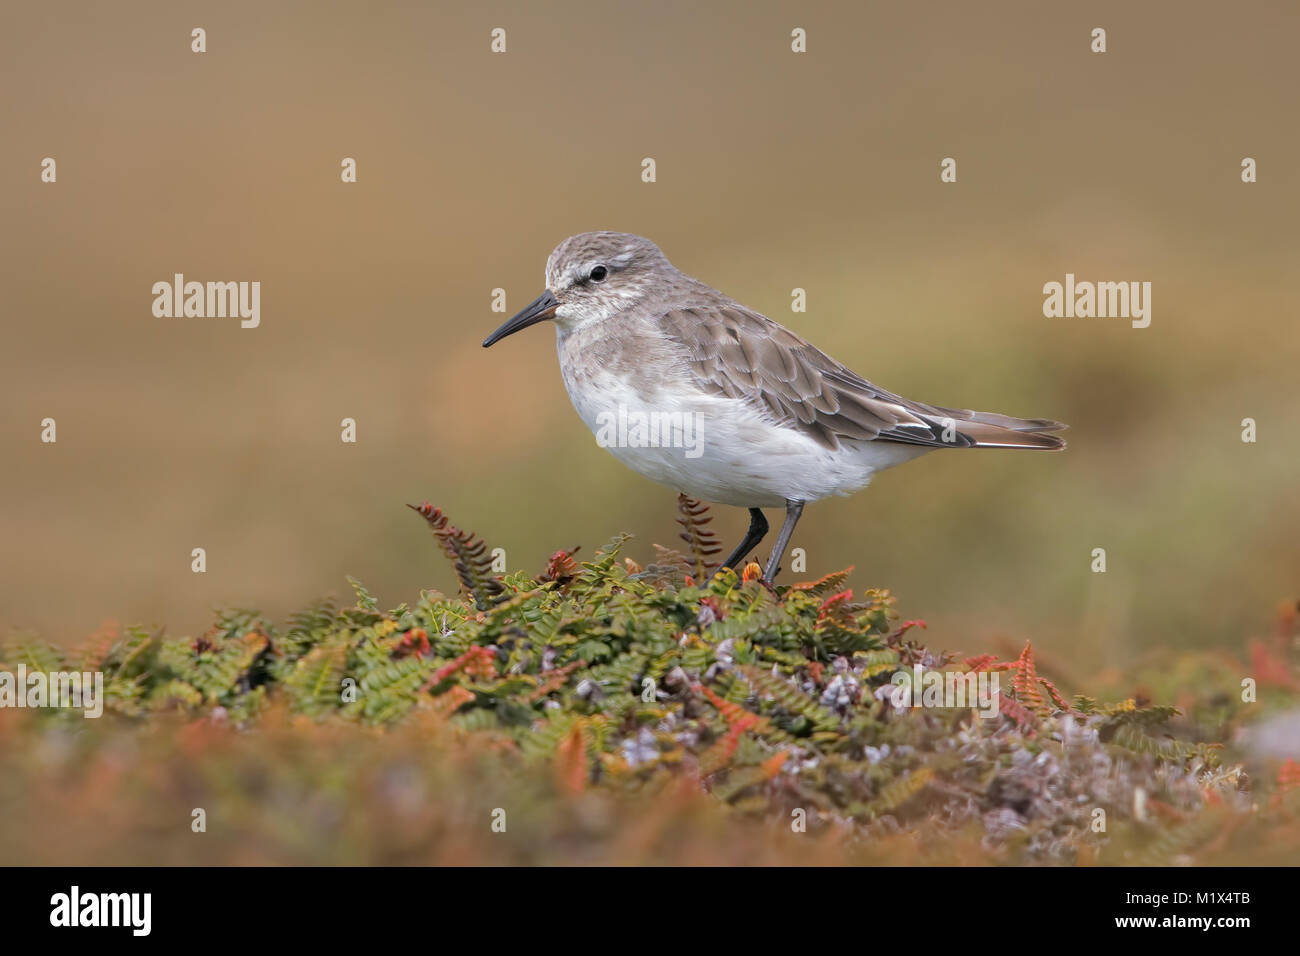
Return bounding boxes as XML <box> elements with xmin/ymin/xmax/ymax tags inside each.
<box><xmin>2</xmin><ymin>501</ymin><xmax>1297</xmax><ymax>865</ymax></box>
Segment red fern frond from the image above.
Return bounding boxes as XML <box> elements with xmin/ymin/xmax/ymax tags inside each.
<box><xmin>695</xmin><ymin>682</ymin><xmax>768</xmax><ymax>734</ymax></box>
<box><xmin>407</xmin><ymin>502</ymin><xmax>506</xmax><ymax>610</ymax></box>
<box><xmin>964</xmin><ymin>654</ymin><xmax>1017</xmax><ymax>673</ymax></box>
<box><xmin>889</xmin><ymin>619</ymin><xmax>928</xmax><ymax>642</ymax></box>
<box><xmin>699</xmin><ymin>719</ymin><xmax>758</xmax><ymax>776</ymax></box>
<box><xmin>1012</xmin><ymin>642</ymin><xmax>1045</xmax><ymax>711</ymax></box>
<box><xmin>1039</xmin><ymin>675</ymin><xmax>1073</xmax><ymax>713</ymax></box>
<box><xmin>1278</xmin><ymin>759</ymin><xmax>1300</xmax><ymax>793</ymax></box>
<box><xmin>815</xmin><ymin>590</ymin><xmax>854</xmax><ymax>623</ymax></box>
<box><xmin>393</xmin><ymin>628</ymin><xmax>431</xmax><ymax>659</ymax></box>
<box><xmin>555</xmin><ymin>718</ymin><xmax>590</xmax><ymax>794</ymax></box>
<box><xmin>422</xmin><ymin>645</ymin><xmax>497</xmax><ymax>692</ymax></box>
<box><xmin>426</xmin><ymin>685</ymin><xmax>474</xmax><ymax>720</ymax></box>
<box><xmin>760</xmin><ymin>750</ymin><xmax>789</xmax><ymax>780</ymax></box>
<box><xmin>676</xmin><ymin>494</ymin><xmax>721</xmax><ymax>581</ymax></box>
<box><xmin>523</xmin><ymin>661</ymin><xmax>583</xmax><ymax>703</ymax></box>
<box><xmin>997</xmin><ymin>690</ymin><xmax>1038</xmax><ymax>736</ymax></box>
<box><xmin>788</xmin><ymin>567</ymin><xmax>854</xmax><ymax>598</ymax></box>
<box><xmin>539</xmin><ymin>546</ymin><xmax>581</xmax><ymax>587</ymax></box>
<box><xmin>1249</xmin><ymin>637</ymin><xmax>1299</xmax><ymax>690</ymax></box>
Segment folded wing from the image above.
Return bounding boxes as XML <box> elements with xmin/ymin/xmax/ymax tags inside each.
<box><xmin>658</xmin><ymin>304</ymin><xmax>1066</xmax><ymax>451</ymax></box>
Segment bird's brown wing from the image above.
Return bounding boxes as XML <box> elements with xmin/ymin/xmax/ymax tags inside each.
<box><xmin>657</xmin><ymin>304</ymin><xmax>1066</xmax><ymax>451</ymax></box>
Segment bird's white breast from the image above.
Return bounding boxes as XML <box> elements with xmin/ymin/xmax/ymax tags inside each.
<box><xmin>556</xmin><ymin>327</ymin><xmax>930</xmax><ymax>508</ymax></box>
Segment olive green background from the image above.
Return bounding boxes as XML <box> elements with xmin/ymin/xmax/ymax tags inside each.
<box><xmin>3</xmin><ymin>1</ymin><xmax>1297</xmax><ymax>674</ymax></box>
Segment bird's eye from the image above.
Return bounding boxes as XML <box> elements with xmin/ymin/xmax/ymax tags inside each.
<box><xmin>588</xmin><ymin>265</ymin><xmax>608</xmax><ymax>282</ymax></box>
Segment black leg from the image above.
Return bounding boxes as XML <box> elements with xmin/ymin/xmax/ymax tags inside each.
<box><xmin>721</xmin><ymin>508</ymin><xmax>769</xmax><ymax>571</ymax></box>
<box><xmin>763</xmin><ymin>499</ymin><xmax>804</xmax><ymax>582</ymax></box>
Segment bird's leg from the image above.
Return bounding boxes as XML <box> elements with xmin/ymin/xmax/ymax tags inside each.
<box><xmin>763</xmin><ymin>499</ymin><xmax>805</xmax><ymax>582</ymax></box>
<box><xmin>720</xmin><ymin>508</ymin><xmax>769</xmax><ymax>572</ymax></box>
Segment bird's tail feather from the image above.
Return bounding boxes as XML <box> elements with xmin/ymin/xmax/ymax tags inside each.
<box><xmin>957</xmin><ymin>411</ymin><xmax>1067</xmax><ymax>450</ymax></box>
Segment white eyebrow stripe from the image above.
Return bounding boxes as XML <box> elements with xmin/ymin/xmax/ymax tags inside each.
<box><xmin>563</xmin><ymin>250</ymin><xmax>637</xmax><ymax>287</ymax></box>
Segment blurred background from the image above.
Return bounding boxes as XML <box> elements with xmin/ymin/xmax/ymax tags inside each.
<box><xmin>2</xmin><ymin>0</ymin><xmax>1297</xmax><ymax>678</ymax></box>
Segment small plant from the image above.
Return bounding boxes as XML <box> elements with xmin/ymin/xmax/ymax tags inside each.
<box><xmin>2</xmin><ymin>496</ymin><xmax>1296</xmax><ymax>865</ymax></box>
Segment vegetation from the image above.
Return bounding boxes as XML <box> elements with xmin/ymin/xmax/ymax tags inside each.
<box><xmin>1</xmin><ymin>497</ymin><xmax>1297</xmax><ymax>865</ymax></box>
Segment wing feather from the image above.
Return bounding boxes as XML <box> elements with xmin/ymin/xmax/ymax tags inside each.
<box><xmin>658</xmin><ymin>304</ymin><xmax>1066</xmax><ymax>451</ymax></box>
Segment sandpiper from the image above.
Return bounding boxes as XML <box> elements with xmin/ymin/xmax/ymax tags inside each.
<box><xmin>483</xmin><ymin>232</ymin><xmax>1065</xmax><ymax>581</ymax></box>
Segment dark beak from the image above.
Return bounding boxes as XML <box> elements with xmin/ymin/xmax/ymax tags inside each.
<box><xmin>482</xmin><ymin>290</ymin><xmax>558</xmax><ymax>347</ymax></box>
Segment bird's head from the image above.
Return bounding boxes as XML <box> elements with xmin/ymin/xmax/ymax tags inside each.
<box><xmin>482</xmin><ymin>232</ymin><xmax>672</xmax><ymax>347</ymax></box>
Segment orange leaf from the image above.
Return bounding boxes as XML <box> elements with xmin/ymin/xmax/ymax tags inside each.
<box><xmin>760</xmin><ymin>750</ymin><xmax>789</xmax><ymax>780</ymax></box>
<box><xmin>1012</xmin><ymin>642</ymin><xmax>1044</xmax><ymax>711</ymax></box>
<box><xmin>555</xmin><ymin>719</ymin><xmax>590</xmax><ymax>794</ymax></box>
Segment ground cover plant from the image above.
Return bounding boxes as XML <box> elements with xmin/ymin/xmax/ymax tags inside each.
<box><xmin>2</xmin><ymin>498</ymin><xmax>1297</xmax><ymax>865</ymax></box>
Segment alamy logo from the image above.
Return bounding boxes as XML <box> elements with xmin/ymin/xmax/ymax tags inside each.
<box><xmin>152</xmin><ymin>274</ymin><xmax>260</xmax><ymax>328</ymax></box>
<box><xmin>594</xmin><ymin>405</ymin><xmax>704</xmax><ymax>459</ymax></box>
<box><xmin>1042</xmin><ymin>273</ymin><xmax>1151</xmax><ymax>328</ymax></box>
<box><xmin>0</xmin><ymin>666</ymin><xmax>103</xmax><ymax>718</ymax></box>
<box><xmin>888</xmin><ymin>666</ymin><xmax>1000</xmax><ymax>718</ymax></box>
<box><xmin>49</xmin><ymin>886</ymin><xmax>151</xmax><ymax>936</ymax></box>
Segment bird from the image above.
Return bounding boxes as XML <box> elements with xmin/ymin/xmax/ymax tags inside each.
<box><xmin>483</xmin><ymin>231</ymin><xmax>1065</xmax><ymax>582</ymax></box>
